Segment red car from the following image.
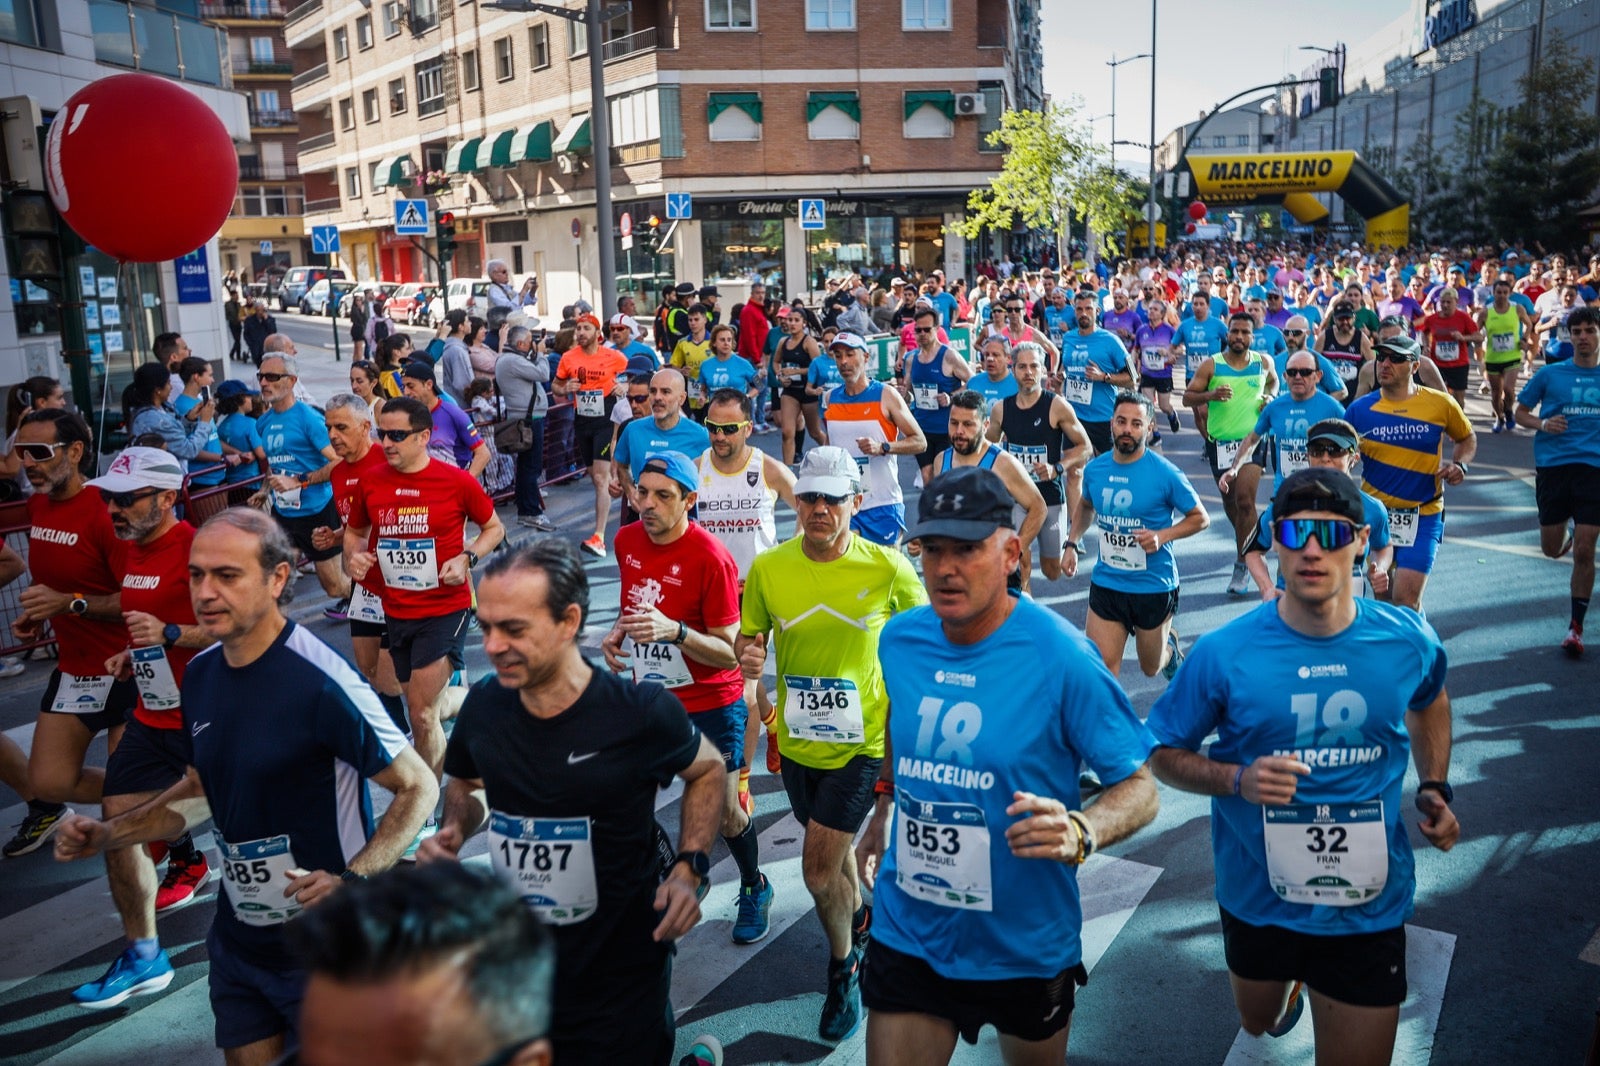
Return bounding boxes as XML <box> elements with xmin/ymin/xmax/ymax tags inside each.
<box><xmin>384</xmin><ymin>283</ymin><xmax>434</xmax><ymax>325</ymax></box>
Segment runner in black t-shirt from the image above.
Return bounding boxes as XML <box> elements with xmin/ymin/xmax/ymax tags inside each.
<box><xmin>418</xmin><ymin>538</ymin><xmax>726</xmax><ymax>1066</ymax></box>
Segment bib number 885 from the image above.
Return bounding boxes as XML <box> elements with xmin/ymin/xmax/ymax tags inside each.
<box><xmin>903</xmin><ymin>819</ymin><xmax>960</xmax><ymax>856</ymax></box>
<box><xmin>497</xmin><ymin>840</ymin><xmax>572</xmax><ymax>872</ymax></box>
<box><xmin>224</xmin><ymin>859</ymin><xmax>271</xmax><ymax>885</ymax></box>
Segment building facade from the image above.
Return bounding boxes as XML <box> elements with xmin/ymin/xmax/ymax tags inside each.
<box><xmin>290</xmin><ymin>0</ymin><xmax>1043</xmax><ymax>308</ymax></box>
<box><xmin>0</xmin><ymin>0</ymin><xmax>247</xmax><ymax>419</ymax></box>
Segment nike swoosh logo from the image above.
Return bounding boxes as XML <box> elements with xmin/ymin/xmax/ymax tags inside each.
<box><xmin>1043</xmin><ymin>1005</ymin><xmax>1061</xmax><ymax>1022</ymax></box>
<box><xmin>191</xmin><ymin>722</ymin><xmax>210</xmax><ymax>737</ymax></box>
<box><xmin>567</xmin><ymin>751</ymin><xmax>599</xmax><ymax>765</ymax></box>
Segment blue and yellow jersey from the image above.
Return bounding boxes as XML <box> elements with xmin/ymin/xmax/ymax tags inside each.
<box><xmin>1345</xmin><ymin>386</ymin><xmax>1472</xmax><ymax>515</ymax></box>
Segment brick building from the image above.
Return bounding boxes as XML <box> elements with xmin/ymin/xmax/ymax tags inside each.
<box><xmin>290</xmin><ymin>0</ymin><xmax>1043</xmax><ymax>309</ymax></box>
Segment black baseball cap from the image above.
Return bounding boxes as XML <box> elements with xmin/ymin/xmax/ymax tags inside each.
<box><xmin>1272</xmin><ymin>468</ymin><xmax>1365</xmax><ymax>525</ymax></box>
<box><xmin>673</xmin><ymin>281</ymin><xmax>697</xmax><ymax>297</ymax></box>
<box><xmin>904</xmin><ymin>467</ymin><xmax>1016</xmax><ymax>542</ymax></box>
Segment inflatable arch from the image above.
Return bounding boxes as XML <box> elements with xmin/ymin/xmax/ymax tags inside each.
<box><xmin>1178</xmin><ymin>150</ymin><xmax>1410</xmax><ymax>248</ymax></box>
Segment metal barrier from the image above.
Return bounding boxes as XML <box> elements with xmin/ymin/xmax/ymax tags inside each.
<box><xmin>0</xmin><ymin>500</ymin><xmax>57</xmax><ymax>660</ymax></box>
<box><xmin>179</xmin><ymin>468</ymin><xmax>267</xmax><ymax>527</ymax></box>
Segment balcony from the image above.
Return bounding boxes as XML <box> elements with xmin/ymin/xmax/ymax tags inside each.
<box><xmin>284</xmin><ymin>0</ymin><xmax>321</xmax><ymax>25</ymax></box>
<box><xmin>201</xmin><ymin>0</ymin><xmax>285</xmax><ymax>19</ymax></box>
<box><xmin>291</xmin><ymin>62</ymin><xmax>329</xmax><ymax>89</ymax></box>
<box><xmin>246</xmin><ymin>59</ymin><xmax>292</xmax><ymax>75</ymax></box>
<box><xmin>304</xmin><ymin>196</ymin><xmax>341</xmax><ymax>214</ymax></box>
<box><xmin>88</xmin><ymin>0</ymin><xmax>229</xmax><ymax>87</ymax></box>
<box><xmin>298</xmin><ymin>130</ymin><xmax>335</xmax><ymax>152</ymax></box>
<box><xmin>249</xmin><ymin>108</ymin><xmax>298</xmax><ymax>127</ymax></box>
<box><xmin>238</xmin><ymin>159</ymin><xmax>300</xmax><ymax>180</ymax></box>
<box><xmin>602</xmin><ymin>26</ymin><xmax>657</xmax><ymax>64</ymax></box>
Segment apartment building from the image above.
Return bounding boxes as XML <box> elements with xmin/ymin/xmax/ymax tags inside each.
<box><xmin>291</xmin><ymin>0</ymin><xmax>1043</xmax><ymax>307</ymax></box>
<box><xmin>207</xmin><ymin>0</ymin><xmax>310</xmax><ymax>278</ymax></box>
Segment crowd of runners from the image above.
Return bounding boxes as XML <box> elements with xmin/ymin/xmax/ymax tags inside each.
<box><xmin>0</xmin><ymin>237</ymin><xmax>1595</xmax><ymax>1066</ymax></box>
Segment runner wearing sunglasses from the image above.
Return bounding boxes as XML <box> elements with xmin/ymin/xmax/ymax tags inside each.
<box><xmin>1149</xmin><ymin>467</ymin><xmax>1459</xmax><ymax>1063</ymax></box>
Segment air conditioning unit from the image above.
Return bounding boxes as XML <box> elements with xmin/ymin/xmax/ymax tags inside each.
<box><xmin>955</xmin><ymin>92</ymin><xmax>987</xmax><ymax>116</ymax></box>
<box><xmin>556</xmin><ymin>153</ymin><xmax>578</xmax><ymax>175</ymax></box>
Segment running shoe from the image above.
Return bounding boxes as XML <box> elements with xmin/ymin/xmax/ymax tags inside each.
<box><xmin>1226</xmin><ymin>561</ymin><xmax>1251</xmax><ymax>597</ymax></box>
<box><xmin>519</xmin><ymin>514</ymin><xmax>558</xmax><ymax>531</ymax></box>
<box><xmin>1150</xmin><ymin>430</ymin><xmax>1163</xmax><ymax>445</ymax></box>
<box><xmin>1268</xmin><ymin>980</ymin><xmax>1305</xmax><ymax>1038</ymax></box>
<box><xmin>732</xmin><ymin>874</ymin><xmax>773</xmax><ymax>945</ymax></box>
<box><xmin>818</xmin><ymin>948</ymin><xmax>863</xmax><ymax>1042</ymax></box>
<box><xmin>0</xmin><ymin>655</ymin><xmax>25</xmax><ymax>679</ymax></box>
<box><xmin>154</xmin><ymin>852</ymin><xmax>211</xmax><ymax>914</ymax></box>
<box><xmin>400</xmin><ymin>819</ymin><xmax>438</xmax><ymax>863</ymax></box>
<box><xmin>3</xmin><ymin>805</ymin><xmax>69</xmax><ymax>858</ymax></box>
<box><xmin>1161</xmin><ymin>629</ymin><xmax>1184</xmax><ymax>681</ymax></box>
<box><xmin>851</xmin><ymin>902</ymin><xmax>872</xmax><ymax>951</ymax></box>
<box><xmin>580</xmin><ymin>534</ymin><xmax>607</xmax><ymax>558</ymax></box>
<box><xmin>322</xmin><ymin>597</ymin><xmax>350</xmax><ymax>622</ymax></box>
<box><xmin>764</xmin><ymin>721</ymin><xmax>781</xmax><ymax>774</ymax></box>
<box><xmin>1167</xmin><ymin>412</ymin><xmax>1181</xmax><ymax>433</ymax></box>
<box><xmin>678</xmin><ymin>1033</ymin><xmax>724</xmax><ymax>1066</ymax></box>
<box><xmin>1491</xmin><ymin>420</ymin><xmax>1504</xmax><ymax>434</ymax></box>
<box><xmin>1563</xmin><ymin>623</ymin><xmax>1584</xmax><ymax>659</ymax></box>
<box><xmin>73</xmin><ymin>946</ymin><xmax>174</xmax><ymax>1009</ymax></box>
<box><xmin>1078</xmin><ymin>769</ymin><xmax>1103</xmax><ymax>795</ymax></box>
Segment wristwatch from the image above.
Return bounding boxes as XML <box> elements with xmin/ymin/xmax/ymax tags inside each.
<box><xmin>1453</xmin><ymin>462</ymin><xmax>1469</xmax><ymax>477</ymax></box>
<box><xmin>879</xmin><ymin>440</ymin><xmax>891</xmax><ymax>456</ymax></box>
<box><xmin>162</xmin><ymin>623</ymin><xmax>183</xmax><ymax>648</ymax></box>
<box><xmin>465</xmin><ymin>550</ymin><xmax>480</xmax><ymax>568</ymax></box>
<box><xmin>1417</xmin><ymin>780</ymin><xmax>1454</xmax><ymax>804</ymax></box>
<box><xmin>1063</xmin><ymin>541</ymin><xmax>1081</xmax><ymax>553</ymax></box>
<box><xmin>671</xmin><ymin>620</ymin><xmax>688</xmax><ymax>646</ymax></box>
<box><xmin>338</xmin><ymin>868</ymin><xmax>367</xmax><ymax>885</ymax></box>
<box><xmin>672</xmin><ymin>849</ymin><xmax>710</xmax><ymax>887</ymax></box>
<box><xmin>68</xmin><ymin>593</ymin><xmax>89</xmax><ymax>617</ymax></box>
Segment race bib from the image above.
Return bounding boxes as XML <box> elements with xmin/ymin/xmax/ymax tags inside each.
<box><xmin>1263</xmin><ymin>800</ymin><xmax>1388</xmax><ymax>907</ymax></box>
<box><xmin>51</xmin><ymin>672</ymin><xmax>115</xmax><ymax>714</ymax></box>
<box><xmin>1063</xmin><ymin>376</ymin><xmax>1093</xmax><ymax>405</ymax></box>
<box><xmin>1214</xmin><ymin>438</ymin><xmax>1243</xmax><ymax>469</ymax></box>
<box><xmin>1099</xmin><ymin>528</ymin><xmax>1148</xmax><ymax>571</ymax></box>
<box><xmin>1006</xmin><ymin>442</ymin><xmax>1050</xmax><ymax>481</ymax></box>
<box><xmin>895</xmin><ymin>788</ymin><xmax>992</xmax><ymax>912</ymax></box>
<box><xmin>488</xmin><ymin>813</ymin><xmax>598</xmax><ymax>925</ymax></box>
<box><xmin>130</xmin><ymin>645</ymin><xmax>180</xmax><ymax>711</ymax></box>
<box><xmin>575</xmin><ymin>390</ymin><xmax>606</xmax><ymax>418</ymax></box>
<box><xmin>687</xmin><ymin>377</ymin><xmax>708</xmax><ymax>403</ymax></box>
<box><xmin>1186</xmin><ymin>353</ymin><xmax>1207</xmax><ymax>379</ymax></box>
<box><xmin>912</xmin><ymin>383</ymin><xmax>940</xmax><ymax>411</ymax></box>
<box><xmin>631</xmin><ymin>640</ymin><xmax>693</xmax><ymax>689</ymax></box>
<box><xmin>782</xmin><ymin>676</ymin><xmax>865</xmax><ymax>744</ymax></box>
<box><xmin>852</xmin><ymin>454</ymin><xmax>874</xmax><ymax>497</ymax></box>
<box><xmin>1434</xmin><ymin>340</ymin><xmax>1460</xmax><ymax>363</ymax></box>
<box><xmin>218</xmin><ymin>833</ymin><xmax>302</xmax><ymax>927</ymax></box>
<box><xmin>1490</xmin><ymin>331</ymin><xmax>1517</xmax><ymax>354</ymax></box>
<box><xmin>1388</xmin><ymin>507</ymin><xmax>1418</xmax><ymax>548</ymax></box>
<box><xmin>1278</xmin><ymin>442</ymin><xmax>1309</xmax><ymax>477</ymax></box>
<box><xmin>1141</xmin><ymin>348</ymin><xmax>1168</xmax><ymax>372</ymax></box>
<box><xmin>272</xmin><ymin>471</ymin><xmax>302</xmax><ymax>512</ymax></box>
<box><xmin>1336</xmin><ymin>360</ymin><xmax>1360</xmax><ymax>382</ymax></box>
<box><xmin>350</xmin><ymin>583</ymin><xmax>386</xmax><ymax>624</ymax></box>
<box><xmin>377</xmin><ymin>537</ymin><xmax>439</xmax><ymax>590</ymax></box>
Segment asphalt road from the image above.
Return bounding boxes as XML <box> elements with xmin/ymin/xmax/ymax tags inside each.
<box><xmin>1</xmin><ymin>338</ymin><xmax>1596</xmax><ymax>1064</ymax></box>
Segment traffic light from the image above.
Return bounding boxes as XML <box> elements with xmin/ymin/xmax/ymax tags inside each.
<box><xmin>646</xmin><ymin>214</ymin><xmax>662</xmax><ymax>254</ymax></box>
<box><xmin>1319</xmin><ymin>66</ymin><xmax>1341</xmax><ymax>110</ymax></box>
<box><xmin>436</xmin><ymin>210</ymin><xmax>457</xmax><ymax>261</ymax></box>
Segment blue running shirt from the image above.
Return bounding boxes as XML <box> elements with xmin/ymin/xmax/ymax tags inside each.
<box><xmin>257</xmin><ymin>401</ymin><xmax>334</xmax><ymax>517</ymax></box>
<box><xmin>1517</xmin><ymin>360</ymin><xmax>1600</xmax><ymax>469</ymax></box>
<box><xmin>1058</xmin><ymin>329</ymin><xmax>1131</xmax><ymax>422</ymax></box>
<box><xmin>1081</xmin><ymin>449</ymin><xmax>1203</xmax><ymax>593</ymax></box>
<box><xmin>1251</xmin><ymin>390</ymin><xmax>1347</xmax><ymax>488</ymax></box>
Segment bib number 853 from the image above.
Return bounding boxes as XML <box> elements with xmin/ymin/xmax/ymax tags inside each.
<box><xmin>903</xmin><ymin>819</ymin><xmax>960</xmax><ymax>856</ymax></box>
<box><xmin>497</xmin><ymin>840</ymin><xmax>572</xmax><ymax>872</ymax></box>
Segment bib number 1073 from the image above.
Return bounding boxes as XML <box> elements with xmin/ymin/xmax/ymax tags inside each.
<box><xmin>1290</xmin><ymin>689</ymin><xmax>1368</xmax><ymax>748</ymax></box>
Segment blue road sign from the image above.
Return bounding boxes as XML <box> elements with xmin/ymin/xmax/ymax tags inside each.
<box><xmin>799</xmin><ymin>198</ymin><xmax>826</xmax><ymax>230</ymax></box>
<box><xmin>666</xmin><ymin>192</ymin><xmax>693</xmax><ymax>220</ymax></box>
<box><xmin>394</xmin><ymin>199</ymin><xmax>430</xmax><ymax>235</ymax></box>
<box><xmin>310</xmin><ymin>225</ymin><xmax>341</xmax><ymax>255</ymax></box>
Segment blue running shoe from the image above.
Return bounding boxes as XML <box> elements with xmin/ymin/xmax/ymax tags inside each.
<box><xmin>818</xmin><ymin>948</ymin><xmax>863</xmax><ymax>1042</ymax></box>
<box><xmin>732</xmin><ymin>874</ymin><xmax>773</xmax><ymax>945</ymax></box>
<box><xmin>1268</xmin><ymin>980</ymin><xmax>1305</xmax><ymax>1038</ymax></box>
<box><xmin>678</xmin><ymin>1033</ymin><xmax>724</xmax><ymax>1066</ymax></box>
<box><xmin>73</xmin><ymin>947</ymin><xmax>174</xmax><ymax>1010</ymax></box>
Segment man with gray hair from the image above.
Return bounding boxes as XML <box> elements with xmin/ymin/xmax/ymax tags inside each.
<box><xmin>262</xmin><ymin>333</ymin><xmax>318</xmax><ymax>407</ymax></box>
<box><xmin>486</xmin><ymin>259</ymin><xmax>537</xmax><ymax>312</ymax></box>
<box><xmin>836</xmin><ymin>285</ymin><xmax>874</xmax><ymax>337</ymax></box>
<box><xmin>495</xmin><ymin>325</ymin><xmax>554</xmax><ymax>529</ymax></box>
<box><xmin>254</xmin><ymin>353</ymin><xmax>350</xmax><ymax>614</ymax></box>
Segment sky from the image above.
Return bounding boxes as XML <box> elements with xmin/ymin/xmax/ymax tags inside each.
<box><xmin>1041</xmin><ymin>0</ymin><xmax>1408</xmax><ymax>172</ymax></box>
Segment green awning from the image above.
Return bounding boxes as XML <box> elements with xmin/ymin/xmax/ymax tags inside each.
<box><xmin>707</xmin><ymin>91</ymin><xmax>762</xmax><ymax>124</ymax></box>
<box><xmin>904</xmin><ymin>90</ymin><xmax>956</xmax><ymax>121</ymax></box>
<box><xmin>806</xmin><ymin>91</ymin><xmax>859</xmax><ymax>123</ymax></box>
<box><xmin>552</xmin><ymin>114</ymin><xmax>591</xmax><ymax>155</ymax></box>
<box><xmin>371</xmin><ymin>153</ymin><xmax>412</xmax><ymax>190</ymax></box>
<box><xmin>508</xmin><ymin>120</ymin><xmax>555</xmax><ymax>162</ymax></box>
<box><xmin>486</xmin><ymin>128</ymin><xmax>516</xmax><ymax>167</ymax></box>
<box><xmin>445</xmin><ymin>137</ymin><xmax>484</xmax><ymax>173</ymax></box>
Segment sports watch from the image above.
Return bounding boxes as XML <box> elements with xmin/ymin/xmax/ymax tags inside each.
<box><xmin>162</xmin><ymin>623</ymin><xmax>183</xmax><ymax>648</ymax></box>
<box><xmin>68</xmin><ymin>593</ymin><xmax>89</xmax><ymax>616</ymax></box>
<box><xmin>1417</xmin><ymin>780</ymin><xmax>1454</xmax><ymax>804</ymax></box>
<box><xmin>672</xmin><ymin>849</ymin><xmax>710</xmax><ymax>883</ymax></box>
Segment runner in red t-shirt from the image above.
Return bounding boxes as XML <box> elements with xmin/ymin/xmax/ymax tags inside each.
<box><xmin>73</xmin><ymin>447</ymin><xmax>212</xmax><ymax>1008</ymax></box>
<box><xmin>5</xmin><ymin>410</ymin><xmax>129</xmax><ymax>858</ymax></box>
<box><xmin>552</xmin><ymin>312</ymin><xmax>628</xmax><ymax>557</ymax></box>
<box><xmin>345</xmin><ymin>396</ymin><xmax>505</xmax><ymax>789</ymax></box>
<box><xmin>1418</xmin><ymin>286</ymin><xmax>1481</xmax><ymax>406</ymax></box>
<box><xmin>600</xmin><ymin>449</ymin><xmax>771</xmax><ymax>943</ymax></box>
<box><xmin>312</xmin><ymin>394</ymin><xmax>409</xmax><ymax>736</ymax></box>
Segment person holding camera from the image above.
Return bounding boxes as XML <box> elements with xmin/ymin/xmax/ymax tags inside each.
<box><xmin>495</xmin><ymin>324</ymin><xmax>554</xmax><ymax>530</ymax></box>
<box><xmin>487</xmin><ymin>259</ymin><xmax>537</xmax><ymax>312</ymax></box>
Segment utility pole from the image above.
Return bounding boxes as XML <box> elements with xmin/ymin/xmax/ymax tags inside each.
<box><xmin>1146</xmin><ymin>0</ymin><xmax>1159</xmax><ymax>256</ymax></box>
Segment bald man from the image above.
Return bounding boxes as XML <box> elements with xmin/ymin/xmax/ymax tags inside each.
<box><xmin>612</xmin><ymin>367</ymin><xmax>711</xmax><ymax>508</ymax></box>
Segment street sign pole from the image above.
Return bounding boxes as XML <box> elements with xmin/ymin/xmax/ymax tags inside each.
<box><xmin>586</xmin><ymin>0</ymin><xmax>617</xmax><ymax>314</ymax></box>
<box><xmin>331</xmin><ymin>300</ymin><xmax>341</xmax><ymax>363</ymax></box>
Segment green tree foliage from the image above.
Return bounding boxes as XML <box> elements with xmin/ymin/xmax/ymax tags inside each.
<box><xmin>1482</xmin><ymin>40</ymin><xmax>1600</xmax><ymax>248</ymax></box>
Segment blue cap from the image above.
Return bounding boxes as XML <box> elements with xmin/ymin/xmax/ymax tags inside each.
<box><xmin>215</xmin><ymin>379</ymin><xmax>258</xmax><ymax>399</ymax></box>
<box><xmin>640</xmin><ymin>450</ymin><xmax>698</xmax><ymax>494</ymax></box>
<box><xmin>1244</xmin><ymin>285</ymin><xmax>1267</xmax><ymax>302</ymax></box>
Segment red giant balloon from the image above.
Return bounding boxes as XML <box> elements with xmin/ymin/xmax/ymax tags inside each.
<box><xmin>1187</xmin><ymin>201</ymin><xmax>1208</xmax><ymax>221</ymax></box>
<box><xmin>45</xmin><ymin>73</ymin><xmax>239</xmax><ymax>263</ymax></box>
<box><xmin>1185</xmin><ymin>221</ymin><xmax>1197</xmax><ymax>234</ymax></box>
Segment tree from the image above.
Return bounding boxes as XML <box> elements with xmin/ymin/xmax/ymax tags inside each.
<box><xmin>953</xmin><ymin>101</ymin><xmax>1142</xmax><ymax>261</ymax></box>
<box><xmin>1482</xmin><ymin>40</ymin><xmax>1600</xmax><ymax>249</ymax></box>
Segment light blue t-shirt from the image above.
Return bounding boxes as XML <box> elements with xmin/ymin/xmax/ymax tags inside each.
<box><xmin>613</xmin><ymin>414</ymin><xmax>711</xmax><ymax>482</ymax></box>
<box><xmin>1182</xmin><ymin>295</ymin><xmax>1231</xmax><ymax>321</ymax></box>
<box><xmin>217</xmin><ymin>412</ymin><xmax>264</xmax><ymax>484</ymax></box>
<box><xmin>174</xmin><ymin>393</ymin><xmax>224</xmax><ymax>486</ymax></box>
<box><xmin>257</xmin><ymin>401</ymin><xmax>333</xmax><ymax>517</ymax></box>
<box><xmin>873</xmin><ymin>598</ymin><xmax>1156</xmax><ymax>980</ymax></box>
<box><xmin>1296</xmin><ymin>303</ymin><xmax>1325</xmax><ymax>331</ymax></box>
<box><xmin>698</xmin><ymin>354</ymin><xmax>760</xmax><ymax>396</ymax></box>
<box><xmin>1058</xmin><ymin>329</ymin><xmax>1130</xmax><ymax>422</ymax></box>
<box><xmin>1517</xmin><ymin>359</ymin><xmax>1600</xmax><ymax>468</ymax></box>
<box><xmin>1147</xmin><ymin>600</ymin><xmax>1446</xmax><ymax>935</ymax></box>
<box><xmin>808</xmin><ymin>355</ymin><xmax>844</xmax><ymax>411</ymax></box>
<box><xmin>1082</xmin><ymin>449</ymin><xmax>1202</xmax><ymax>593</ymax></box>
<box><xmin>1179</xmin><ymin>316</ymin><xmax>1229</xmax><ymax>379</ymax></box>
<box><xmin>1249</xmin><ymin>322</ymin><xmax>1288</xmax><ymax>359</ymax></box>
<box><xmin>931</xmin><ymin>291</ymin><xmax>960</xmax><ymax>328</ymax></box>
<box><xmin>1251</xmin><ymin>390</ymin><xmax>1348</xmax><ymax>487</ymax></box>
<box><xmin>971</xmin><ymin>372</ymin><xmax>1018</xmax><ymax>407</ymax></box>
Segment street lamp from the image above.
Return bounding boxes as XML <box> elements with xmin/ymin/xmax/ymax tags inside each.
<box><xmin>1106</xmin><ymin>52</ymin><xmax>1152</xmax><ymax>170</ymax></box>
<box><xmin>484</xmin><ymin>0</ymin><xmax>626</xmax><ymax>309</ymax></box>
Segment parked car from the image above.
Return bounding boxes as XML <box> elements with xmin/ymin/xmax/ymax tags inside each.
<box><xmin>428</xmin><ymin>277</ymin><xmax>491</xmax><ymax>326</ymax></box>
<box><xmin>279</xmin><ymin>266</ymin><xmax>347</xmax><ymax>312</ymax></box>
<box><xmin>385</xmin><ymin>283</ymin><xmax>433</xmax><ymax>324</ymax></box>
<box><xmin>301</xmin><ymin>278</ymin><xmax>356</xmax><ymax>316</ymax></box>
<box><xmin>339</xmin><ymin>281</ymin><xmax>400</xmax><ymax>318</ymax></box>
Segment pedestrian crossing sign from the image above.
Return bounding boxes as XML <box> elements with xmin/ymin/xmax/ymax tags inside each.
<box><xmin>394</xmin><ymin>199</ymin><xmax>430</xmax><ymax>235</ymax></box>
<box><xmin>799</xmin><ymin>198</ymin><xmax>826</xmax><ymax>230</ymax></box>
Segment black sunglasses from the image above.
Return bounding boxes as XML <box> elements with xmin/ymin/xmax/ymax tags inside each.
<box><xmin>797</xmin><ymin>491</ymin><xmax>849</xmax><ymax>506</ymax></box>
<box><xmin>1308</xmin><ymin>442</ymin><xmax>1354</xmax><ymax>457</ymax></box>
<box><xmin>375</xmin><ymin>428</ymin><xmax>421</xmax><ymax>442</ymax></box>
<box><xmin>1373</xmin><ymin>352</ymin><xmax>1414</xmax><ymax>364</ymax></box>
<box><xmin>1283</xmin><ymin>329</ymin><xmax>1306</xmax><ymax>336</ymax></box>
<box><xmin>99</xmin><ymin>488</ymin><xmax>163</xmax><ymax>508</ymax></box>
<box><xmin>256</xmin><ymin>372</ymin><xmax>290</xmax><ymax>383</ymax></box>
<box><xmin>914</xmin><ymin>327</ymin><xmax>935</xmax><ymax>333</ymax></box>
<box><xmin>1283</xmin><ymin>367</ymin><xmax>1317</xmax><ymax>378</ymax></box>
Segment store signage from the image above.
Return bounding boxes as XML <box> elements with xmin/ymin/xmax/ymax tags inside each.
<box><xmin>175</xmin><ymin>247</ymin><xmax>211</xmax><ymax>304</ymax></box>
<box><xmin>1420</xmin><ymin>0</ymin><xmax>1476</xmax><ymax>51</ymax></box>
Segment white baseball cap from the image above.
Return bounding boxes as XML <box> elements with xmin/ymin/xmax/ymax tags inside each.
<box><xmin>87</xmin><ymin>447</ymin><xmax>186</xmax><ymax>493</ymax></box>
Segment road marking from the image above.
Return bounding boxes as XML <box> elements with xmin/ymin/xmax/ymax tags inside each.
<box><xmin>1580</xmin><ymin>926</ymin><xmax>1600</xmax><ymax>966</ymax></box>
<box><xmin>1445</xmin><ymin>536</ymin><xmax>1569</xmax><ymax>563</ymax></box>
<box><xmin>1222</xmin><ymin>924</ymin><xmax>1454</xmax><ymax>1064</ymax></box>
<box><xmin>34</xmin><ymin>971</ymin><xmax>215</xmax><ymax>1065</ymax></box>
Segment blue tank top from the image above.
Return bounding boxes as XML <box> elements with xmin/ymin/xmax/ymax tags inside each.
<box><xmin>908</xmin><ymin>345</ymin><xmax>960</xmax><ymax>435</ymax></box>
<box><xmin>937</xmin><ymin>441</ymin><xmax>1001</xmax><ymax>474</ymax></box>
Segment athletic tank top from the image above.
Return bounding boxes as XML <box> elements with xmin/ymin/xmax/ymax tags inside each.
<box><xmin>1321</xmin><ymin>327</ymin><xmax>1363</xmax><ymax>385</ymax></box>
<box><xmin>999</xmin><ymin>390</ymin><xmax>1065</xmax><ymax>507</ymax></box>
<box><xmin>1209</xmin><ymin>352</ymin><xmax>1266</xmax><ymax>442</ymax></box>
<box><xmin>1482</xmin><ymin>305</ymin><xmax>1522</xmax><ymax>363</ymax></box>
<box><xmin>908</xmin><ymin>345</ymin><xmax>960</xmax><ymax>435</ymax></box>
<box><xmin>779</xmin><ymin>333</ymin><xmax>813</xmax><ymax>385</ymax></box>
<box><xmin>825</xmin><ymin>381</ymin><xmax>902</xmax><ymax>513</ymax></box>
<box><xmin>694</xmin><ymin>447</ymin><xmax>777</xmax><ymax>580</ymax></box>
<box><xmin>936</xmin><ymin>441</ymin><xmax>1001</xmax><ymax>474</ymax></box>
